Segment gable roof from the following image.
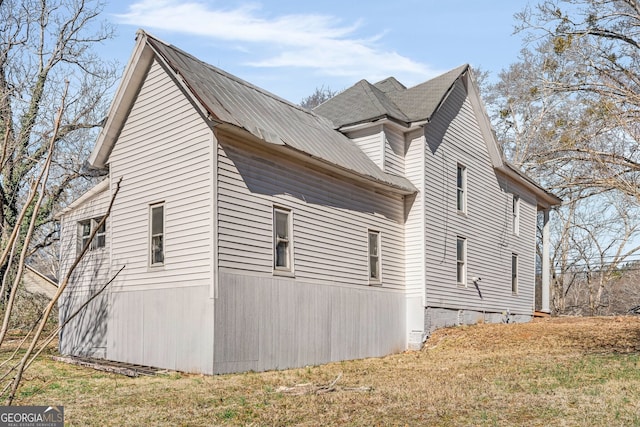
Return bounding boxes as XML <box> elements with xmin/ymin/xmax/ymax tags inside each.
<box><xmin>89</xmin><ymin>31</ymin><xmax>416</xmax><ymax>195</ymax></box>
<box><xmin>314</xmin><ymin>64</ymin><xmax>561</xmax><ymax>208</ymax></box>
<box><xmin>314</xmin><ymin>64</ymin><xmax>469</xmax><ymax>129</ymax></box>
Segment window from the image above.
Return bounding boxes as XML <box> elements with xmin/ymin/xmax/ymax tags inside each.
<box><xmin>368</xmin><ymin>230</ymin><xmax>381</xmax><ymax>283</ymax></box>
<box><xmin>150</xmin><ymin>204</ymin><xmax>164</xmax><ymax>266</ymax></box>
<box><xmin>77</xmin><ymin>217</ymin><xmax>106</xmax><ymax>252</ymax></box>
<box><xmin>512</xmin><ymin>195</ymin><xmax>520</xmax><ymax>235</ymax></box>
<box><xmin>457</xmin><ymin>236</ymin><xmax>466</xmax><ymax>286</ymax></box>
<box><xmin>274</xmin><ymin>207</ymin><xmax>292</xmax><ymax>272</ymax></box>
<box><xmin>457</xmin><ymin>164</ymin><xmax>467</xmax><ymax>213</ymax></box>
<box><xmin>512</xmin><ymin>254</ymin><xmax>518</xmax><ymax>294</ymax></box>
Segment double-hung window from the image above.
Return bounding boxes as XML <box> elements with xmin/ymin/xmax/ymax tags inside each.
<box><xmin>512</xmin><ymin>195</ymin><xmax>520</xmax><ymax>235</ymax></box>
<box><xmin>78</xmin><ymin>217</ymin><xmax>106</xmax><ymax>252</ymax></box>
<box><xmin>457</xmin><ymin>236</ymin><xmax>466</xmax><ymax>286</ymax></box>
<box><xmin>457</xmin><ymin>164</ymin><xmax>467</xmax><ymax>213</ymax></box>
<box><xmin>512</xmin><ymin>253</ymin><xmax>519</xmax><ymax>294</ymax></box>
<box><xmin>368</xmin><ymin>230</ymin><xmax>381</xmax><ymax>283</ymax></box>
<box><xmin>274</xmin><ymin>207</ymin><xmax>292</xmax><ymax>272</ymax></box>
<box><xmin>150</xmin><ymin>203</ymin><xmax>165</xmax><ymax>266</ymax></box>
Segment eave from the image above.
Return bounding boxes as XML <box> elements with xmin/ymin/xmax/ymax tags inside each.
<box><xmin>495</xmin><ymin>164</ymin><xmax>562</xmax><ymax>210</ymax></box>
<box><xmin>215</xmin><ymin>124</ymin><xmax>417</xmax><ymax>196</ymax></box>
<box><xmin>88</xmin><ymin>30</ymin><xmax>154</xmax><ymax>169</ymax></box>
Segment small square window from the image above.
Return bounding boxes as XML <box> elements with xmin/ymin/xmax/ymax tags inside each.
<box><xmin>77</xmin><ymin>217</ymin><xmax>106</xmax><ymax>252</ymax></box>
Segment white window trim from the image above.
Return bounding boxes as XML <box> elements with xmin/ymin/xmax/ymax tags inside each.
<box><xmin>273</xmin><ymin>207</ymin><xmax>294</xmax><ymax>275</ymax></box>
<box><xmin>512</xmin><ymin>195</ymin><xmax>520</xmax><ymax>236</ymax></box>
<box><xmin>512</xmin><ymin>253</ymin><xmax>519</xmax><ymax>295</ymax></box>
<box><xmin>78</xmin><ymin>217</ymin><xmax>106</xmax><ymax>252</ymax></box>
<box><xmin>149</xmin><ymin>203</ymin><xmax>165</xmax><ymax>267</ymax></box>
<box><xmin>368</xmin><ymin>230</ymin><xmax>382</xmax><ymax>285</ymax></box>
<box><xmin>457</xmin><ymin>163</ymin><xmax>467</xmax><ymax>214</ymax></box>
<box><xmin>457</xmin><ymin>236</ymin><xmax>467</xmax><ymax>287</ymax></box>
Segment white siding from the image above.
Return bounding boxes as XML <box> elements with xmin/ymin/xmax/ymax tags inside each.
<box><xmin>104</xmin><ymin>59</ymin><xmax>215</xmax><ymax>372</ymax></box>
<box><xmin>58</xmin><ymin>182</ymin><xmax>111</xmax><ymax>357</ymax></box>
<box><xmin>404</xmin><ymin>130</ymin><xmax>426</xmax><ymax>338</ymax></box>
<box><xmin>423</xmin><ymin>80</ymin><xmax>537</xmax><ymax>315</ymax></box>
<box><xmin>217</xmin><ymin>136</ymin><xmax>406</xmax><ymax>289</ymax></box>
<box><xmin>384</xmin><ymin>125</ymin><xmax>405</xmax><ymax>176</ymax></box>
<box><xmin>108</xmin><ymin>59</ymin><xmax>214</xmax><ymax>292</ymax></box>
<box><xmin>346</xmin><ymin>126</ymin><xmax>384</xmax><ymax>170</ymax></box>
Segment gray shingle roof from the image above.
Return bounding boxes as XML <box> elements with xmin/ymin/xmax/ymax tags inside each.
<box><xmin>146</xmin><ymin>35</ymin><xmax>416</xmax><ymax>194</ymax></box>
<box><xmin>314</xmin><ymin>64</ymin><xmax>470</xmax><ymax>129</ymax></box>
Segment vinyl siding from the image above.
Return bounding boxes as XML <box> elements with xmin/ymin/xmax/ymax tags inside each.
<box><xmin>346</xmin><ymin>126</ymin><xmax>384</xmax><ymax>170</ymax></box>
<box><xmin>404</xmin><ymin>130</ymin><xmax>426</xmax><ymax>335</ymax></box>
<box><xmin>384</xmin><ymin>126</ymin><xmax>405</xmax><ymax>176</ymax></box>
<box><xmin>423</xmin><ymin>79</ymin><xmax>537</xmax><ymax>315</ymax></box>
<box><xmin>58</xmin><ymin>182</ymin><xmax>111</xmax><ymax>357</ymax></box>
<box><xmin>108</xmin><ymin>59</ymin><xmax>214</xmax><ymax>292</ymax></box>
<box><xmin>404</xmin><ymin>130</ymin><xmax>425</xmax><ymax>295</ymax></box>
<box><xmin>217</xmin><ymin>135</ymin><xmax>405</xmax><ymax>289</ymax></box>
<box><xmin>103</xmin><ymin>59</ymin><xmax>215</xmax><ymax>372</ymax></box>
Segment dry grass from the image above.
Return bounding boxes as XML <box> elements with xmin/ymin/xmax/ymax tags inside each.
<box><xmin>11</xmin><ymin>316</ymin><xmax>640</xmax><ymax>426</ymax></box>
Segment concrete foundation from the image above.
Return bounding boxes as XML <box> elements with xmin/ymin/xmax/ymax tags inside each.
<box><xmin>425</xmin><ymin>306</ymin><xmax>532</xmax><ymax>335</ymax></box>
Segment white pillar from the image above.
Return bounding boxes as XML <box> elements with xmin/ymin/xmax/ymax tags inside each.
<box><xmin>541</xmin><ymin>209</ymin><xmax>551</xmax><ymax>313</ymax></box>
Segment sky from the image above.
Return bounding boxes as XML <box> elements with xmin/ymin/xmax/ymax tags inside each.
<box><xmin>97</xmin><ymin>0</ymin><xmax>534</xmax><ymax>103</ymax></box>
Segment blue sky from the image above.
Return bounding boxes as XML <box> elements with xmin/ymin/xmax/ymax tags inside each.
<box><xmin>98</xmin><ymin>0</ymin><xmax>533</xmax><ymax>103</ymax></box>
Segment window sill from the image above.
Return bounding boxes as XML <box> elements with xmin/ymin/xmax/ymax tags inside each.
<box><xmin>369</xmin><ymin>281</ymin><xmax>382</xmax><ymax>287</ymax></box>
<box><xmin>273</xmin><ymin>270</ymin><xmax>295</xmax><ymax>278</ymax></box>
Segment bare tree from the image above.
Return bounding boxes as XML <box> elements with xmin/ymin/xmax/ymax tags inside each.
<box><xmin>0</xmin><ymin>0</ymin><xmax>119</xmax><ymax>403</ymax></box>
<box><xmin>515</xmin><ymin>0</ymin><xmax>640</xmax><ymax>200</ymax></box>
<box><xmin>300</xmin><ymin>86</ymin><xmax>338</xmax><ymax>110</ymax></box>
<box><xmin>483</xmin><ymin>2</ymin><xmax>640</xmax><ymax>314</ymax></box>
<box><xmin>0</xmin><ymin>0</ymin><xmax>117</xmax><ymax>280</ymax></box>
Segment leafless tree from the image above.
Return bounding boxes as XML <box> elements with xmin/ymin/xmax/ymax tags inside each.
<box><xmin>0</xmin><ymin>0</ymin><xmax>117</xmax><ymax>281</ymax></box>
<box><xmin>0</xmin><ymin>0</ymin><xmax>120</xmax><ymax>403</ymax></box>
<box><xmin>483</xmin><ymin>1</ymin><xmax>640</xmax><ymax>314</ymax></box>
<box><xmin>300</xmin><ymin>86</ymin><xmax>338</xmax><ymax>110</ymax></box>
<box><xmin>515</xmin><ymin>0</ymin><xmax>640</xmax><ymax>200</ymax></box>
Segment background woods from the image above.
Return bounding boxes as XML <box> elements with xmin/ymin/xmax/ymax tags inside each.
<box><xmin>486</xmin><ymin>0</ymin><xmax>640</xmax><ymax>315</ymax></box>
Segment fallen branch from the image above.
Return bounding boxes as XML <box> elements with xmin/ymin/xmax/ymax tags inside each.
<box><xmin>274</xmin><ymin>373</ymin><xmax>372</xmax><ymax>395</ymax></box>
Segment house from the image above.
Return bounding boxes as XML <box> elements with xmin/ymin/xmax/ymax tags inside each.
<box><xmin>57</xmin><ymin>30</ymin><xmax>561</xmax><ymax>375</ymax></box>
<box><xmin>23</xmin><ymin>265</ymin><xmax>58</xmax><ymax>299</ymax></box>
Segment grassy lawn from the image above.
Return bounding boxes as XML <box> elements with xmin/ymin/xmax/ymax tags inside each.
<box><xmin>10</xmin><ymin>316</ymin><xmax>640</xmax><ymax>426</ymax></box>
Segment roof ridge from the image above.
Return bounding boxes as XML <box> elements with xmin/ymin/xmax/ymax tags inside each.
<box><xmin>144</xmin><ymin>31</ymin><xmax>318</xmax><ymax>118</ymax></box>
<box><xmin>359</xmin><ymin>80</ymin><xmax>392</xmax><ymax>117</ymax></box>
<box><xmin>405</xmin><ymin>63</ymin><xmax>469</xmax><ymax>91</ymax></box>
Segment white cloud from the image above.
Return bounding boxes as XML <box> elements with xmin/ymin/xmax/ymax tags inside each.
<box><xmin>115</xmin><ymin>0</ymin><xmax>441</xmax><ymax>82</ymax></box>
